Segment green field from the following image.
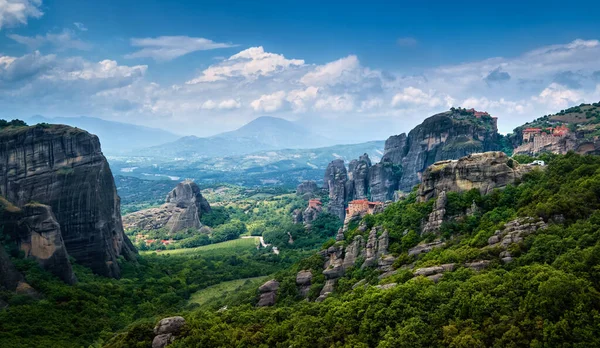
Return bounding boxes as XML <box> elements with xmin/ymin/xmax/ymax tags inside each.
<box><xmin>140</xmin><ymin>237</ymin><xmax>260</xmax><ymax>256</ymax></box>
<box><xmin>189</xmin><ymin>276</ymin><xmax>269</xmax><ymax>307</ymax></box>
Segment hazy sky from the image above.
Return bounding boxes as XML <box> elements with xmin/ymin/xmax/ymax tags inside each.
<box><xmin>1</xmin><ymin>0</ymin><xmax>600</xmax><ymax>141</ymax></box>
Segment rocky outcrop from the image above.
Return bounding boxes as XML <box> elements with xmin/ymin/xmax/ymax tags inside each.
<box><xmin>296</xmin><ymin>181</ymin><xmax>319</xmax><ymax>198</ymax></box>
<box><xmin>2</xmin><ymin>203</ymin><xmax>75</xmax><ymax>284</ymax></box>
<box><xmin>414</xmin><ymin>263</ymin><xmax>455</xmax><ymax>283</ymax></box>
<box><xmin>123</xmin><ymin>180</ymin><xmax>211</xmax><ymax>234</ymax></box>
<box><xmin>296</xmin><ymin>270</ymin><xmax>313</xmax><ymax>298</ymax></box>
<box><xmin>417</xmin><ymin>152</ymin><xmax>532</xmax><ymax>202</ymax></box>
<box><xmin>292</xmin><ymin>209</ymin><xmax>304</xmax><ymax>224</ymax></box>
<box><xmin>368</xmin><ymin>162</ymin><xmax>401</xmax><ymax>202</ymax></box>
<box><xmin>0</xmin><ymin>124</ymin><xmax>135</xmax><ymax>278</ymax></box>
<box><xmin>153</xmin><ymin>316</ymin><xmax>186</xmax><ymax>348</ymax></box>
<box><xmin>381</xmin><ymin>134</ymin><xmax>408</xmax><ymax>164</ymax></box>
<box><xmin>488</xmin><ymin>217</ymin><xmax>547</xmax><ymax>263</ymax></box>
<box><xmin>257</xmin><ymin>280</ymin><xmax>279</xmax><ymax>307</ymax></box>
<box><xmin>421</xmin><ymin>191</ymin><xmax>447</xmax><ymax>234</ymax></box>
<box><xmin>398</xmin><ymin>110</ymin><xmax>500</xmax><ymax>192</ymax></box>
<box><xmin>323</xmin><ymin>159</ymin><xmax>348</xmax><ymax>221</ymax></box>
<box><xmin>347</xmin><ymin>154</ymin><xmax>371</xmax><ymax>200</ymax></box>
<box><xmin>408</xmin><ymin>241</ymin><xmax>446</xmax><ymax>257</ymax></box>
<box><xmin>302</xmin><ymin>204</ymin><xmax>321</xmax><ymax>226</ymax></box>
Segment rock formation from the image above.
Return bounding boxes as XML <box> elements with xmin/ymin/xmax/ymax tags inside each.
<box><xmin>347</xmin><ymin>154</ymin><xmax>372</xmax><ymax>200</ymax></box>
<box><xmin>487</xmin><ymin>217</ymin><xmax>547</xmax><ymax>263</ymax></box>
<box><xmin>153</xmin><ymin>316</ymin><xmax>186</xmax><ymax>348</ymax></box>
<box><xmin>421</xmin><ymin>191</ymin><xmax>447</xmax><ymax>234</ymax></box>
<box><xmin>123</xmin><ymin>180</ymin><xmax>211</xmax><ymax>234</ymax></box>
<box><xmin>323</xmin><ymin>159</ymin><xmax>348</xmax><ymax>221</ymax></box>
<box><xmin>0</xmin><ymin>124</ymin><xmax>135</xmax><ymax>278</ymax></box>
<box><xmin>321</xmin><ymin>109</ymin><xmax>500</xmax><ymax>214</ymax></box>
<box><xmin>368</xmin><ymin>162</ymin><xmax>401</xmax><ymax>202</ymax></box>
<box><xmin>1</xmin><ymin>202</ymin><xmax>76</xmax><ymax>284</ymax></box>
<box><xmin>296</xmin><ymin>270</ymin><xmax>313</xmax><ymax>298</ymax></box>
<box><xmin>257</xmin><ymin>279</ymin><xmax>279</xmax><ymax>307</ymax></box>
<box><xmin>417</xmin><ymin>152</ymin><xmax>532</xmax><ymax>202</ymax></box>
<box><xmin>296</xmin><ymin>181</ymin><xmax>319</xmax><ymax>198</ymax></box>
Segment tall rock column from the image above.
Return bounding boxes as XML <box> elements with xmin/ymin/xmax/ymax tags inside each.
<box><xmin>323</xmin><ymin>159</ymin><xmax>348</xmax><ymax>221</ymax></box>
<box><xmin>348</xmin><ymin>154</ymin><xmax>372</xmax><ymax>200</ymax></box>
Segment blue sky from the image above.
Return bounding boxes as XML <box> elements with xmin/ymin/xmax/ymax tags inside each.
<box><xmin>1</xmin><ymin>0</ymin><xmax>600</xmax><ymax>140</ymax></box>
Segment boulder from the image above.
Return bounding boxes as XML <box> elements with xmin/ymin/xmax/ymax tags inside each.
<box><xmin>296</xmin><ymin>270</ymin><xmax>313</xmax><ymax>298</ymax></box>
<box><xmin>465</xmin><ymin>260</ymin><xmax>491</xmax><ymax>272</ymax></box>
<box><xmin>153</xmin><ymin>316</ymin><xmax>186</xmax><ymax>348</ymax></box>
<box><xmin>259</xmin><ymin>279</ymin><xmax>280</xmax><ymax>293</ymax></box>
<box><xmin>257</xmin><ymin>280</ymin><xmax>279</xmax><ymax>307</ymax></box>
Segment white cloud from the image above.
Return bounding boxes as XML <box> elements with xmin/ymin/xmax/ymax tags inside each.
<box><xmin>8</xmin><ymin>29</ymin><xmax>91</xmax><ymax>51</ymax></box>
<box><xmin>300</xmin><ymin>55</ymin><xmax>360</xmax><ymax>86</ymax></box>
<box><xmin>533</xmin><ymin>83</ymin><xmax>584</xmax><ymax>109</ymax></box>
<box><xmin>0</xmin><ymin>0</ymin><xmax>42</xmax><ymax>30</ymax></box>
<box><xmin>250</xmin><ymin>91</ymin><xmax>286</xmax><ymax>112</ymax></box>
<box><xmin>202</xmin><ymin>98</ymin><xmax>241</xmax><ymax>110</ymax></box>
<box><xmin>73</xmin><ymin>22</ymin><xmax>87</xmax><ymax>31</ymax></box>
<box><xmin>391</xmin><ymin>87</ymin><xmax>446</xmax><ymax>108</ymax></box>
<box><xmin>314</xmin><ymin>94</ymin><xmax>354</xmax><ymax>112</ymax></box>
<box><xmin>360</xmin><ymin>98</ymin><xmax>384</xmax><ymax>110</ymax></box>
<box><xmin>187</xmin><ymin>46</ymin><xmax>304</xmax><ymax>83</ymax></box>
<box><xmin>286</xmin><ymin>86</ymin><xmax>319</xmax><ymax>111</ymax></box>
<box><xmin>126</xmin><ymin>36</ymin><xmax>237</xmax><ymax>61</ymax></box>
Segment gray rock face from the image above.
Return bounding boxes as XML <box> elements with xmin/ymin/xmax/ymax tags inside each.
<box><xmin>348</xmin><ymin>154</ymin><xmax>372</xmax><ymax>200</ymax></box>
<box><xmin>123</xmin><ymin>180</ymin><xmax>211</xmax><ymax>234</ymax></box>
<box><xmin>154</xmin><ymin>316</ymin><xmax>186</xmax><ymax>336</ymax></box>
<box><xmin>398</xmin><ymin>111</ymin><xmax>500</xmax><ymax>192</ymax></box>
<box><xmin>2</xmin><ymin>204</ymin><xmax>76</xmax><ymax>284</ymax></box>
<box><xmin>296</xmin><ymin>270</ymin><xmax>313</xmax><ymax>298</ymax></box>
<box><xmin>408</xmin><ymin>241</ymin><xmax>446</xmax><ymax>256</ymax></box>
<box><xmin>381</xmin><ymin>134</ymin><xmax>408</xmax><ymax>164</ymax></box>
<box><xmin>0</xmin><ymin>125</ymin><xmax>136</xmax><ymax>278</ymax></box>
<box><xmin>342</xmin><ymin>236</ymin><xmax>364</xmax><ymax>270</ymax></box>
<box><xmin>323</xmin><ymin>159</ymin><xmax>348</xmax><ymax>221</ymax></box>
<box><xmin>165</xmin><ymin>181</ymin><xmax>211</xmax><ymax>233</ymax></box>
<box><xmin>153</xmin><ymin>316</ymin><xmax>186</xmax><ymax>348</ymax></box>
<box><xmin>296</xmin><ymin>181</ymin><xmax>318</xmax><ymax>197</ymax></box>
<box><xmin>257</xmin><ymin>280</ymin><xmax>279</xmax><ymax>307</ymax></box>
<box><xmin>302</xmin><ymin>205</ymin><xmax>322</xmax><ymax>226</ymax></box>
<box><xmin>417</xmin><ymin>152</ymin><xmax>532</xmax><ymax>202</ymax></box>
<box><xmin>368</xmin><ymin>163</ymin><xmax>401</xmax><ymax>202</ymax></box>
<box><xmin>488</xmin><ymin>218</ymin><xmax>547</xmax><ymax>249</ymax></box>
<box><xmin>465</xmin><ymin>260</ymin><xmax>491</xmax><ymax>272</ymax></box>
<box><xmin>421</xmin><ymin>191</ymin><xmax>447</xmax><ymax>234</ymax></box>
<box><xmin>292</xmin><ymin>209</ymin><xmax>304</xmax><ymax>224</ymax></box>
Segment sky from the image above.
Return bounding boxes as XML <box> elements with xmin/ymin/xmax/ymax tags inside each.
<box><xmin>1</xmin><ymin>0</ymin><xmax>600</xmax><ymax>141</ymax></box>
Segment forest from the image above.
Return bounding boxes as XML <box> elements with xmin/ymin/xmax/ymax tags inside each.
<box><xmin>1</xmin><ymin>152</ymin><xmax>600</xmax><ymax>347</ymax></box>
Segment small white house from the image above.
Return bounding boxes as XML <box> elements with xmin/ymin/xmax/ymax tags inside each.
<box><xmin>529</xmin><ymin>160</ymin><xmax>546</xmax><ymax>166</ymax></box>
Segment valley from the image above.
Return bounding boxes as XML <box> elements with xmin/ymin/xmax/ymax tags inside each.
<box><xmin>1</xmin><ymin>104</ymin><xmax>600</xmax><ymax>347</ymax></box>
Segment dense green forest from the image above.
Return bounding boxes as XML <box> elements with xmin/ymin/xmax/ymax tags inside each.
<box><xmin>109</xmin><ymin>152</ymin><xmax>600</xmax><ymax>347</ymax></box>
<box><xmin>2</xmin><ymin>153</ymin><xmax>600</xmax><ymax>347</ymax></box>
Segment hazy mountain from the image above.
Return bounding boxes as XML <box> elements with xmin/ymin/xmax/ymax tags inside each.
<box><xmin>137</xmin><ymin>116</ymin><xmax>334</xmax><ymax>159</ymax></box>
<box><xmin>25</xmin><ymin>115</ymin><xmax>180</xmax><ymax>154</ymax></box>
<box><xmin>109</xmin><ymin>140</ymin><xmax>385</xmax><ymax>187</ymax></box>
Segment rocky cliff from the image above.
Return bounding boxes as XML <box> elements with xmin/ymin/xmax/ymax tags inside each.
<box><xmin>1</xmin><ymin>201</ymin><xmax>76</xmax><ymax>284</ymax></box>
<box><xmin>322</xmin><ymin>109</ymin><xmax>500</xmax><ymax>215</ymax></box>
<box><xmin>0</xmin><ymin>124</ymin><xmax>135</xmax><ymax>278</ymax></box>
<box><xmin>123</xmin><ymin>180</ymin><xmax>211</xmax><ymax>234</ymax></box>
<box><xmin>397</xmin><ymin>110</ymin><xmax>500</xmax><ymax>191</ymax></box>
<box><xmin>417</xmin><ymin>151</ymin><xmax>532</xmax><ymax>202</ymax></box>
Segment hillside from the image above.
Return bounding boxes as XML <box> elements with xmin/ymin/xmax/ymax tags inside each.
<box><xmin>24</xmin><ymin>115</ymin><xmax>180</xmax><ymax>154</ymax></box>
<box><xmin>136</xmin><ymin>116</ymin><xmax>335</xmax><ymax>159</ymax></box>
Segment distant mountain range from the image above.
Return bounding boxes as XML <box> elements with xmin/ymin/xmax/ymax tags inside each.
<box><xmin>136</xmin><ymin>116</ymin><xmax>335</xmax><ymax>159</ymax></box>
<box><xmin>109</xmin><ymin>140</ymin><xmax>385</xmax><ymax>187</ymax></box>
<box><xmin>24</xmin><ymin>115</ymin><xmax>180</xmax><ymax>154</ymax></box>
